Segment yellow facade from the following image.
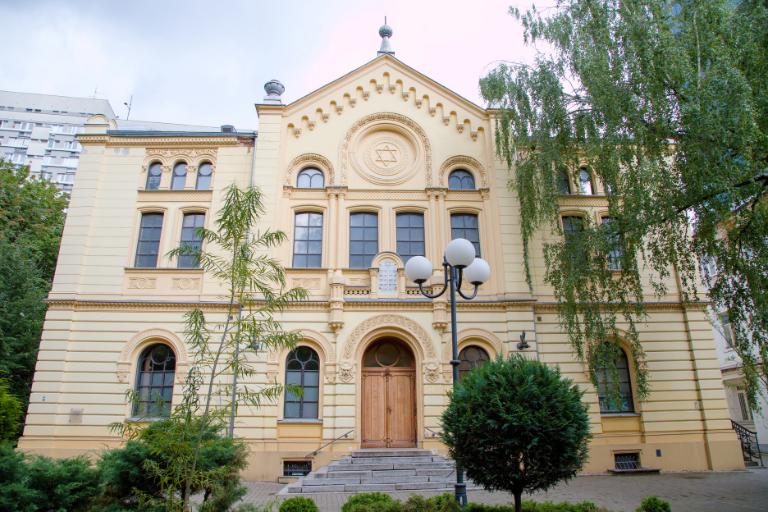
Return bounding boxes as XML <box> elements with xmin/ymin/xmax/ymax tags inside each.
<box><xmin>18</xmin><ymin>55</ymin><xmax>744</xmax><ymax>480</ymax></box>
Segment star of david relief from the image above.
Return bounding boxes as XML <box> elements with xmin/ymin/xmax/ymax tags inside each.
<box><xmin>374</xmin><ymin>142</ymin><xmax>399</xmax><ymax>168</ymax></box>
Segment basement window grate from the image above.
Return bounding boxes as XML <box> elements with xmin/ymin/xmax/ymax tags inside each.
<box><xmin>614</xmin><ymin>452</ymin><xmax>640</xmax><ymax>470</ymax></box>
<box><xmin>283</xmin><ymin>460</ymin><xmax>311</xmax><ymax>477</ymax></box>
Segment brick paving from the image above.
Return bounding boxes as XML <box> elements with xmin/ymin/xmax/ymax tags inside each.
<box><xmin>241</xmin><ymin>468</ymin><xmax>768</xmax><ymax>511</ymax></box>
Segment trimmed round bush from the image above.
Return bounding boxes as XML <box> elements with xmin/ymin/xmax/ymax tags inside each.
<box><xmin>280</xmin><ymin>496</ymin><xmax>319</xmax><ymax>512</ymax></box>
<box><xmin>342</xmin><ymin>492</ymin><xmax>398</xmax><ymax>512</ymax></box>
<box><xmin>442</xmin><ymin>355</ymin><xmax>591</xmax><ymax>512</ymax></box>
<box><xmin>636</xmin><ymin>496</ymin><xmax>671</xmax><ymax>512</ymax></box>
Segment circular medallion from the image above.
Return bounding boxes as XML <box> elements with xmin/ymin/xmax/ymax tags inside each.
<box><xmin>349</xmin><ymin>123</ymin><xmax>421</xmax><ymax>185</ymax></box>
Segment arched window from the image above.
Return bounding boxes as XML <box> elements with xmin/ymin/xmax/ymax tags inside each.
<box><xmin>196</xmin><ymin>162</ymin><xmax>212</xmax><ymax>190</ymax></box>
<box><xmin>133</xmin><ymin>344</ymin><xmax>176</xmax><ymax>418</ymax></box>
<box><xmin>578</xmin><ymin>168</ymin><xmax>594</xmax><ymax>195</ymax></box>
<box><xmin>296</xmin><ymin>167</ymin><xmax>325</xmax><ymax>188</ymax></box>
<box><xmin>594</xmin><ymin>345</ymin><xmax>635</xmax><ymax>413</ymax></box>
<box><xmin>459</xmin><ymin>345</ymin><xmax>490</xmax><ymax>380</ymax></box>
<box><xmin>145</xmin><ymin>162</ymin><xmax>162</xmax><ymax>190</ymax></box>
<box><xmin>448</xmin><ymin>169</ymin><xmax>476</xmax><ymax>190</ymax></box>
<box><xmin>284</xmin><ymin>347</ymin><xmax>320</xmax><ymax>419</ymax></box>
<box><xmin>557</xmin><ymin>170</ymin><xmax>572</xmax><ymax>195</ymax></box>
<box><xmin>171</xmin><ymin>162</ymin><xmax>187</xmax><ymax>190</ymax></box>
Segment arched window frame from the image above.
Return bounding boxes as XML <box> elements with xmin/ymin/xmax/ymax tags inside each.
<box><xmin>594</xmin><ymin>344</ymin><xmax>636</xmax><ymax>414</ymax></box>
<box><xmin>283</xmin><ymin>346</ymin><xmax>321</xmax><ymax>419</ymax></box>
<box><xmin>132</xmin><ymin>343</ymin><xmax>176</xmax><ymax>418</ymax></box>
<box><xmin>448</xmin><ymin>169</ymin><xmax>476</xmax><ymax>190</ymax></box>
<box><xmin>458</xmin><ymin>344</ymin><xmax>490</xmax><ymax>380</ymax></box>
<box><xmin>558</xmin><ymin>169</ymin><xmax>572</xmax><ymax>195</ymax></box>
<box><xmin>145</xmin><ymin>161</ymin><xmax>163</xmax><ymax>190</ymax></box>
<box><xmin>296</xmin><ymin>167</ymin><xmax>325</xmax><ymax>189</ymax></box>
<box><xmin>195</xmin><ymin>161</ymin><xmax>213</xmax><ymax>190</ymax></box>
<box><xmin>171</xmin><ymin>161</ymin><xmax>188</xmax><ymax>190</ymax></box>
<box><xmin>578</xmin><ymin>167</ymin><xmax>594</xmax><ymax>195</ymax></box>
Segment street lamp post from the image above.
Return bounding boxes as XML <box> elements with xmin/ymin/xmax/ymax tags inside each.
<box><xmin>404</xmin><ymin>238</ymin><xmax>491</xmax><ymax>507</ymax></box>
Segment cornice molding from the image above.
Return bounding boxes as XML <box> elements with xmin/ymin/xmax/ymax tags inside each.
<box><xmin>78</xmin><ymin>135</ymin><xmax>253</xmax><ymax>147</ymax></box>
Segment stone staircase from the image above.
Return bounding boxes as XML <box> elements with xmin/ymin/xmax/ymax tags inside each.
<box><xmin>281</xmin><ymin>448</ymin><xmax>468</xmax><ymax>494</ymax></box>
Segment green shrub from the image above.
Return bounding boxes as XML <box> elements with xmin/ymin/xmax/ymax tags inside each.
<box><xmin>96</xmin><ymin>417</ymin><xmax>249</xmax><ymax>511</ymax></box>
<box><xmin>0</xmin><ymin>381</ymin><xmax>21</xmax><ymax>441</ymax></box>
<box><xmin>636</xmin><ymin>496</ymin><xmax>671</xmax><ymax>512</ymax></box>
<box><xmin>0</xmin><ymin>444</ymin><xmax>99</xmax><ymax>512</ymax></box>
<box><xmin>280</xmin><ymin>496</ymin><xmax>319</xmax><ymax>512</ymax></box>
<box><xmin>462</xmin><ymin>500</ymin><xmax>606</xmax><ymax>512</ymax></box>
<box><xmin>342</xmin><ymin>492</ymin><xmax>398</xmax><ymax>512</ymax></box>
<box><xmin>402</xmin><ymin>493</ymin><xmax>460</xmax><ymax>512</ymax></box>
<box><xmin>442</xmin><ymin>355</ymin><xmax>591</xmax><ymax>512</ymax></box>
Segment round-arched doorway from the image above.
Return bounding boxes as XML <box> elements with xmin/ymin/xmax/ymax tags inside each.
<box><xmin>361</xmin><ymin>337</ymin><xmax>417</xmax><ymax>448</ymax></box>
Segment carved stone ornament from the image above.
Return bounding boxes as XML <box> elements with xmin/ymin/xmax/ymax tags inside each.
<box><xmin>144</xmin><ymin>148</ymin><xmax>217</xmax><ymax>168</ymax></box>
<box><xmin>341</xmin><ymin>112</ymin><xmax>432</xmax><ymax>186</ymax></box>
<box><xmin>128</xmin><ymin>277</ymin><xmax>156</xmax><ymax>289</ymax></box>
<box><xmin>172</xmin><ymin>278</ymin><xmax>200</xmax><ymax>290</ymax></box>
<box><xmin>343</xmin><ymin>314</ymin><xmax>437</xmax><ymax>360</ymax></box>
<box><xmin>338</xmin><ymin>362</ymin><xmax>355</xmax><ymax>383</ymax></box>
<box><xmin>424</xmin><ymin>362</ymin><xmax>441</xmax><ymax>383</ymax></box>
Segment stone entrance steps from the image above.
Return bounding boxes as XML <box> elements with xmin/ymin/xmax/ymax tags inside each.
<box><xmin>281</xmin><ymin>448</ymin><xmax>468</xmax><ymax>494</ymax></box>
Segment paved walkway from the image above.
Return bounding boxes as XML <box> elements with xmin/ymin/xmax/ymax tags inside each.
<box><xmin>242</xmin><ymin>469</ymin><xmax>768</xmax><ymax>511</ymax></box>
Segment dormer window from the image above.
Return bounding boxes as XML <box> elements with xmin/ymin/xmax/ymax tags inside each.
<box><xmin>297</xmin><ymin>167</ymin><xmax>324</xmax><ymax>189</ymax></box>
<box><xmin>448</xmin><ymin>169</ymin><xmax>475</xmax><ymax>190</ymax></box>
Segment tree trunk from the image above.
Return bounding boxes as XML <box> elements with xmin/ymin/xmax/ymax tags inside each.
<box><xmin>514</xmin><ymin>491</ymin><xmax>522</xmax><ymax>512</ymax></box>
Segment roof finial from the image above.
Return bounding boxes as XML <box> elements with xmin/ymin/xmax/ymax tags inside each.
<box><xmin>377</xmin><ymin>17</ymin><xmax>394</xmax><ymax>56</ymax></box>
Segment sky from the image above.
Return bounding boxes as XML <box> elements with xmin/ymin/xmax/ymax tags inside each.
<box><xmin>0</xmin><ymin>0</ymin><xmax>538</xmax><ymax>130</ymax></box>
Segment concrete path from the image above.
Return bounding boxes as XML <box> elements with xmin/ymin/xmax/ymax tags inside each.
<box><xmin>242</xmin><ymin>468</ymin><xmax>768</xmax><ymax>511</ymax></box>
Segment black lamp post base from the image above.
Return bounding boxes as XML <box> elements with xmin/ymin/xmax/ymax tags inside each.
<box><xmin>455</xmin><ymin>481</ymin><xmax>468</xmax><ymax>506</ymax></box>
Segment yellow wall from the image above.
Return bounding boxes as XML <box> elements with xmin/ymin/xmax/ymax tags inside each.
<box><xmin>18</xmin><ymin>56</ymin><xmax>743</xmax><ymax>480</ymax></box>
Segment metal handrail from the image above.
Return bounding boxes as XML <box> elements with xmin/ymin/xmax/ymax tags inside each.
<box><xmin>425</xmin><ymin>426</ymin><xmax>442</xmax><ymax>438</ymax></box>
<box><xmin>305</xmin><ymin>429</ymin><xmax>354</xmax><ymax>458</ymax></box>
<box><xmin>731</xmin><ymin>419</ymin><xmax>764</xmax><ymax>467</ymax></box>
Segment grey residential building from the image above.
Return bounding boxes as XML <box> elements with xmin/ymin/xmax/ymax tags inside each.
<box><xmin>0</xmin><ymin>90</ymin><xmax>217</xmax><ymax>192</ymax></box>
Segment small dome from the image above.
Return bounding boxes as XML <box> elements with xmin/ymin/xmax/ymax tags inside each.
<box><xmin>379</xmin><ymin>24</ymin><xmax>393</xmax><ymax>38</ymax></box>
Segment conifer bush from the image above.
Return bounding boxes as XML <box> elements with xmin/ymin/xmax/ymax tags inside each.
<box><xmin>442</xmin><ymin>355</ymin><xmax>591</xmax><ymax>512</ymax></box>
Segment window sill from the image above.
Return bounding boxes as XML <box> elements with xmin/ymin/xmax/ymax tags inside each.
<box><xmin>125</xmin><ymin>267</ymin><xmax>204</xmax><ymax>273</ymax></box>
<box><xmin>126</xmin><ymin>416</ymin><xmax>167</xmax><ymax>423</ymax></box>
<box><xmin>600</xmin><ymin>412</ymin><xmax>640</xmax><ymax>417</ymax></box>
<box><xmin>277</xmin><ymin>419</ymin><xmax>323</xmax><ymax>424</ymax></box>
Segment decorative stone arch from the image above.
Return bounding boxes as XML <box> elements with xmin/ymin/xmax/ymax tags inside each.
<box><xmin>117</xmin><ymin>328</ymin><xmax>189</xmax><ymax>385</ymax></box>
<box><xmin>340</xmin><ymin>112</ymin><xmax>433</xmax><ymax>186</ymax></box>
<box><xmin>286</xmin><ymin>153</ymin><xmax>335</xmax><ymax>187</ymax></box>
<box><xmin>439</xmin><ymin>155</ymin><xmax>488</xmax><ymax>189</ymax></box>
<box><xmin>457</xmin><ymin>328</ymin><xmax>503</xmax><ymax>358</ymax></box>
<box><xmin>343</xmin><ymin>314</ymin><xmax>437</xmax><ymax>362</ymax></box>
<box><xmin>268</xmin><ymin>328</ymin><xmax>335</xmax><ymax>364</ymax></box>
<box><xmin>371</xmin><ymin>251</ymin><xmax>404</xmax><ymax>269</ymax></box>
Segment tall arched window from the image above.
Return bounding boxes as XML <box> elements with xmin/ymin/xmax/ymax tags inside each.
<box><xmin>557</xmin><ymin>170</ymin><xmax>572</xmax><ymax>194</ymax></box>
<box><xmin>594</xmin><ymin>345</ymin><xmax>635</xmax><ymax>413</ymax></box>
<box><xmin>196</xmin><ymin>162</ymin><xmax>212</xmax><ymax>190</ymax></box>
<box><xmin>284</xmin><ymin>347</ymin><xmax>320</xmax><ymax>419</ymax></box>
<box><xmin>578</xmin><ymin>168</ymin><xmax>594</xmax><ymax>195</ymax></box>
<box><xmin>133</xmin><ymin>344</ymin><xmax>176</xmax><ymax>418</ymax></box>
<box><xmin>296</xmin><ymin>168</ymin><xmax>325</xmax><ymax>188</ymax></box>
<box><xmin>146</xmin><ymin>162</ymin><xmax>162</xmax><ymax>190</ymax></box>
<box><xmin>448</xmin><ymin>169</ymin><xmax>476</xmax><ymax>190</ymax></box>
<box><xmin>171</xmin><ymin>162</ymin><xmax>187</xmax><ymax>190</ymax></box>
<box><xmin>459</xmin><ymin>345</ymin><xmax>489</xmax><ymax>380</ymax></box>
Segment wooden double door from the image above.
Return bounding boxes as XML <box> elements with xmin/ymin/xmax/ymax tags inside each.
<box><xmin>361</xmin><ymin>339</ymin><xmax>417</xmax><ymax>448</ymax></box>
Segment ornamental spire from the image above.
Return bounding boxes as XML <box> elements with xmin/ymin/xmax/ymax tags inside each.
<box><xmin>377</xmin><ymin>17</ymin><xmax>394</xmax><ymax>56</ymax></box>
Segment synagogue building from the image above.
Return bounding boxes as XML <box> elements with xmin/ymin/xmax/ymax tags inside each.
<box><xmin>18</xmin><ymin>27</ymin><xmax>744</xmax><ymax>481</ymax></box>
